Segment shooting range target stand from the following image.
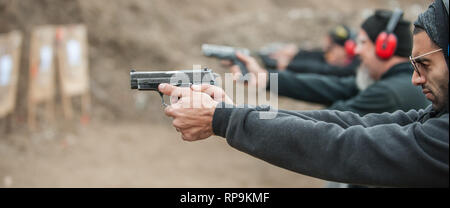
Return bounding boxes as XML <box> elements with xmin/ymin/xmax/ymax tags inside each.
<box><xmin>0</xmin><ymin>31</ymin><xmax>22</xmax><ymax>133</ymax></box>
<box><xmin>27</xmin><ymin>26</ymin><xmax>57</xmax><ymax>131</ymax></box>
<box><xmin>56</xmin><ymin>24</ymin><xmax>90</xmax><ymax>125</ymax></box>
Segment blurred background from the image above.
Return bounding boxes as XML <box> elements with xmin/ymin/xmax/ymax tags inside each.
<box><xmin>0</xmin><ymin>0</ymin><xmax>431</xmax><ymax>187</ymax></box>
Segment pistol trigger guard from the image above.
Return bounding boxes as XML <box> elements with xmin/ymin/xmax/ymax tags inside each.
<box><xmin>158</xmin><ymin>92</ymin><xmax>168</xmax><ymax>107</ymax></box>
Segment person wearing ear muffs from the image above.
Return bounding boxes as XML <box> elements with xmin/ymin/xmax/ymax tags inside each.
<box><xmin>260</xmin><ymin>24</ymin><xmax>361</xmax><ymax>77</ymax></box>
<box><xmin>228</xmin><ymin>9</ymin><xmax>430</xmax><ymax>117</ymax></box>
<box><xmin>289</xmin><ymin>25</ymin><xmax>361</xmax><ymax>76</ymax></box>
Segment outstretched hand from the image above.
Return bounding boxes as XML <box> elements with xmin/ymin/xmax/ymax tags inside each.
<box><xmin>158</xmin><ymin>83</ymin><xmax>225</xmax><ymax>141</ymax></box>
<box><xmin>230</xmin><ymin>52</ymin><xmax>269</xmax><ymax>89</ymax></box>
<box><xmin>269</xmin><ymin>43</ymin><xmax>298</xmax><ymax>69</ymax></box>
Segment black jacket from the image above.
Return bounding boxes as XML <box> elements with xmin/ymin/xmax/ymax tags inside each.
<box><xmin>260</xmin><ymin>50</ymin><xmax>360</xmax><ymax>77</ymax></box>
<box><xmin>267</xmin><ymin>62</ymin><xmax>430</xmax><ymax>116</ymax></box>
<box><xmin>287</xmin><ymin>50</ymin><xmax>360</xmax><ymax>77</ymax></box>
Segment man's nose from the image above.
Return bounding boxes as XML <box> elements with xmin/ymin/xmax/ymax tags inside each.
<box><xmin>354</xmin><ymin>44</ymin><xmax>362</xmax><ymax>55</ymax></box>
<box><xmin>411</xmin><ymin>70</ymin><xmax>426</xmax><ymax>86</ymax></box>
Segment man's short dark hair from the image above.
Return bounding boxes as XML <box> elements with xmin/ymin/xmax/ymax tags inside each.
<box><xmin>413</xmin><ymin>26</ymin><xmax>425</xmax><ymax>35</ymax></box>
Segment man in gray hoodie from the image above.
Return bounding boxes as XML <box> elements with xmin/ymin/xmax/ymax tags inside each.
<box><xmin>159</xmin><ymin>0</ymin><xmax>449</xmax><ymax>187</ymax></box>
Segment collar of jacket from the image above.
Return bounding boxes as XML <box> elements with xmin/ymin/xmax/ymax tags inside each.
<box><xmin>417</xmin><ymin>104</ymin><xmax>449</xmax><ymax>123</ymax></box>
<box><xmin>380</xmin><ymin>62</ymin><xmax>413</xmax><ymax>80</ymax></box>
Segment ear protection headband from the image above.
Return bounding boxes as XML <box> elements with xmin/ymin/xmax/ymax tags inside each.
<box><xmin>375</xmin><ymin>8</ymin><xmax>404</xmax><ymax>59</ymax></box>
<box><xmin>344</xmin><ymin>31</ymin><xmax>357</xmax><ymax>57</ymax></box>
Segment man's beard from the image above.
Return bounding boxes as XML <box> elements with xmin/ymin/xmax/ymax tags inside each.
<box><xmin>356</xmin><ymin>65</ymin><xmax>376</xmax><ymax>91</ymax></box>
<box><xmin>431</xmin><ymin>83</ymin><xmax>449</xmax><ymax>112</ymax></box>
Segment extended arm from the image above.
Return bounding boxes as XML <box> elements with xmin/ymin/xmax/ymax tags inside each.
<box><xmin>213</xmin><ymin>104</ymin><xmax>448</xmax><ymax>187</ymax></box>
<box><xmin>267</xmin><ymin>70</ymin><xmax>358</xmax><ymax>104</ymax></box>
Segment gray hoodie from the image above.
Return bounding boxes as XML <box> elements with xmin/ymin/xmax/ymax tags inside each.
<box><xmin>212</xmin><ymin>104</ymin><xmax>449</xmax><ymax>187</ymax></box>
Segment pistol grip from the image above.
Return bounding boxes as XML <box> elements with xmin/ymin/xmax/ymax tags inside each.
<box><xmin>158</xmin><ymin>91</ymin><xmax>168</xmax><ymax>107</ymax></box>
<box><xmin>232</xmin><ymin>58</ymin><xmax>250</xmax><ymax>82</ymax></box>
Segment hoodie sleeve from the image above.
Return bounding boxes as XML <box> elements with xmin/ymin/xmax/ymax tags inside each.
<box><xmin>212</xmin><ymin>103</ymin><xmax>448</xmax><ymax>187</ymax></box>
<box><xmin>286</xmin><ymin>58</ymin><xmax>359</xmax><ymax>77</ymax></box>
<box><xmin>267</xmin><ymin>70</ymin><xmax>358</xmax><ymax>105</ymax></box>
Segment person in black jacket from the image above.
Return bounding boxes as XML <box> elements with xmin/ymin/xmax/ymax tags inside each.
<box><xmin>158</xmin><ymin>0</ymin><xmax>449</xmax><ymax>187</ymax></box>
<box><xmin>261</xmin><ymin>25</ymin><xmax>360</xmax><ymax>77</ymax></box>
<box><xmin>234</xmin><ymin>10</ymin><xmax>430</xmax><ymax>116</ymax></box>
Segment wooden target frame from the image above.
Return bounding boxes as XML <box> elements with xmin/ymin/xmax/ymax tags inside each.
<box><xmin>56</xmin><ymin>24</ymin><xmax>90</xmax><ymax>123</ymax></box>
<box><xmin>27</xmin><ymin>26</ymin><xmax>57</xmax><ymax>130</ymax></box>
<box><xmin>0</xmin><ymin>31</ymin><xmax>22</xmax><ymax>121</ymax></box>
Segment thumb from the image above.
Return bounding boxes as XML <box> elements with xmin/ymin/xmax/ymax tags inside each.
<box><xmin>235</xmin><ymin>51</ymin><xmax>251</xmax><ymax>64</ymax></box>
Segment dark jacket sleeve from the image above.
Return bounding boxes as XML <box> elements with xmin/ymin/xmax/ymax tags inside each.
<box><xmin>291</xmin><ymin>50</ymin><xmax>325</xmax><ymax>62</ymax></box>
<box><xmin>328</xmin><ymin>82</ymin><xmax>398</xmax><ymax>116</ymax></box>
<box><xmin>287</xmin><ymin>58</ymin><xmax>360</xmax><ymax>77</ymax></box>
<box><xmin>212</xmin><ymin>104</ymin><xmax>449</xmax><ymax>187</ymax></box>
<box><xmin>294</xmin><ymin>108</ymin><xmax>427</xmax><ymax>128</ymax></box>
<box><xmin>259</xmin><ymin>50</ymin><xmax>325</xmax><ymax>70</ymax></box>
<box><xmin>267</xmin><ymin>70</ymin><xmax>358</xmax><ymax>105</ymax></box>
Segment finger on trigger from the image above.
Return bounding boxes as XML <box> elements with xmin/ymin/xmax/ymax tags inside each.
<box><xmin>170</xmin><ymin>86</ymin><xmax>193</xmax><ymax>98</ymax></box>
<box><xmin>158</xmin><ymin>83</ymin><xmax>176</xmax><ymax>96</ymax></box>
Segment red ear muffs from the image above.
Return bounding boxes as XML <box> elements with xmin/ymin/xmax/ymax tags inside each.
<box><xmin>375</xmin><ymin>32</ymin><xmax>397</xmax><ymax>59</ymax></box>
<box><xmin>344</xmin><ymin>39</ymin><xmax>356</xmax><ymax>57</ymax></box>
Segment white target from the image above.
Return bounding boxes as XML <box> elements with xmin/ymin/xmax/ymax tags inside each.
<box><xmin>0</xmin><ymin>55</ymin><xmax>12</xmax><ymax>86</ymax></box>
<box><xmin>66</xmin><ymin>39</ymin><xmax>82</xmax><ymax>67</ymax></box>
<box><xmin>39</xmin><ymin>45</ymin><xmax>53</xmax><ymax>73</ymax></box>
